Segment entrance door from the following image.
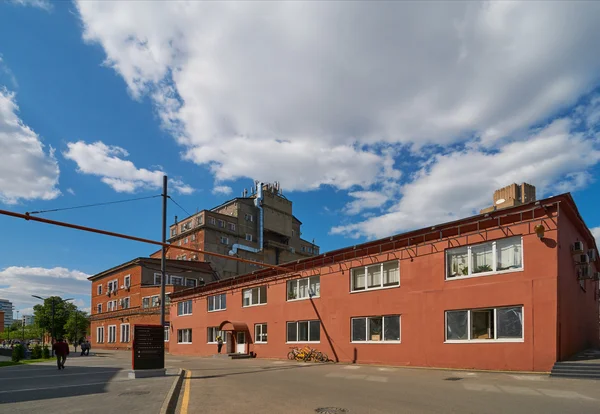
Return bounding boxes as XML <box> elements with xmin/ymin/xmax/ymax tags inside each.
<box><xmin>236</xmin><ymin>332</ymin><xmax>246</xmax><ymax>354</ymax></box>
<box><xmin>226</xmin><ymin>332</ymin><xmax>233</xmax><ymax>354</ymax></box>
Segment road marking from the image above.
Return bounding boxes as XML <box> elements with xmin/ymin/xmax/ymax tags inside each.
<box><xmin>498</xmin><ymin>386</ymin><xmax>541</xmax><ymax>396</ymax></box>
<box><xmin>463</xmin><ymin>383</ymin><xmax>501</xmax><ymax>393</ymax></box>
<box><xmin>343</xmin><ymin>366</ymin><xmax>361</xmax><ymax>370</ymax></box>
<box><xmin>366</xmin><ymin>376</ymin><xmax>388</xmax><ymax>383</ymax></box>
<box><xmin>0</xmin><ymin>378</ymin><xmax>130</xmax><ymax>394</ymax></box>
<box><xmin>465</xmin><ymin>373</ymin><xmax>477</xmax><ymax>376</ymax></box>
<box><xmin>510</xmin><ymin>375</ymin><xmax>547</xmax><ymax>381</ymax></box>
<box><xmin>377</xmin><ymin>368</ymin><xmax>396</xmax><ymax>372</ymax></box>
<box><xmin>181</xmin><ymin>370</ymin><xmax>192</xmax><ymax>414</ymax></box>
<box><xmin>538</xmin><ymin>389</ymin><xmax>595</xmax><ymax>401</ymax></box>
<box><xmin>0</xmin><ymin>369</ymin><xmax>121</xmax><ymax>381</ymax></box>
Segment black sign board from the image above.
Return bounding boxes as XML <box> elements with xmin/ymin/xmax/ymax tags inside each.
<box><xmin>132</xmin><ymin>325</ymin><xmax>164</xmax><ymax>370</ymax></box>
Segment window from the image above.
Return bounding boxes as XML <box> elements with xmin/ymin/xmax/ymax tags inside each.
<box><xmin>120</xmin><ymin>324</ymin><xmax>130</xmax><ymax>343</ymax></box>
<box><xmin>186</xmin><ymin>278</ymin><xmax>198</xmax><ymax>288</ymax></box>
<box><xmin>209</xmin><ymin>217</ymin><xmax>216</xmax><ymax>225</ymax></box>
<box><xmin>171</xmin><ymin>228</ymin><xmax>177</xmax><ymax>237</ymax></box>
<box><xmin>208</xmin><ymin>293</ymin><xmax>227</xmax><ymax>311</ymax></box>
<box><xmin>171</xmin><ymin>276</ymin><xmax>184</xmax><ymax>286</ymax></box>
<box><xmin>164</xmin><ymin>325</ymin><xmax>170</xmax><ymax>342</ymax></box>
<box><xmin>107</xmin><ymin>280</ymin><xmax>118</xmax><ymax>293</ymax></box>
<box><xmin>107</xmin><ymin>300</ymin><xmax>114</xmax><ymax>312</ymax></box>
<box><xmin>97</xmin><ymin>284</ymin><xmax>102</xmax><ymax>295</ymax></box>
<box><xmin>196</xmin><ymin>216</ymin><xmax>203</xmax><ymax>226</ymax></box>
<box><xmin>245</xmin><ymin>233</ymin><xmax>253</xmax><ymax>242</ymax></box>
<box><xmin>351</xmin><ymin>260</ymin><xmax>399</xmax><ymax>292</ymax></box>
<box><xmin>154</xmin><ymin>273</ymin><xmax>165</xmax><ymax>285</ymax></box>
<box><xmin>220</xmin><ymin>236</ymin><xmax>229</xmax><ymax>245</ymax></box>
<box><xmin>314</xmin><ymin>247</ymin><xmax>319</xmax><ymax>254</ymax></box>
<box><xmin>351</xmin><ymin>316</ymin><xmax>400</xmax><ymax>343</ymax></box>
<box><xmin>292</xmin><ymin>230</ymin><xmax>295</xmax><ymax>237</ymax></box>
<box><xmin>446</xmin><ymin>236</ymin><xmax>523</xmax><ymax>279</ymax></box>
<box><xmin>191</xmin><ymin>233</ymin><xmax>196</xmax><ymax>241</ymax></box>
<box><xmin>445</xmin><ymin>306</ymin><xmax>523</xmax><ymax>342</ymax></box>
<box><xmin>178</xmin><ymin>329</ymin><xmax>192</xmax><ymax>344</ymax></box>
<box><xmin>165</xmin><ymin>294</ymin><xmax>171</xmax><ymax>306</ymax></box>
<box><xmin>121</xmin><ymin>297</ymin><xmax>130</xmax><ymax>309</ymax></box>
<box><xmin>177</xmin><ymin>299</ymin><xmax>193</xmax><ymax>316</ymax></box>
<box><xmin>97</xmin><ymin>326</ymin><xmax>104</xmax><ymax>343</ymax></box>
<box><xmin>287</xmin><ymin>320</ymin><xmax>320</xmax><ymax>343</ymax></box>
<box><xmin>218</xmin><ymin>219</ymin><xmax>225</xmax><ymax>228</ymax></box>
<box><xmin>184</xmin><ymin>237</ymin><xmax>188</xmax><ymax>244</ymax></box>
<box><xmin>124</xmin><ymin>275</ymin><xmax>130</xmax><ymax>288</ymax></box>
<box><xmin>287</xmin><ymin>276</ymin><xmax>320</xmax><ymax>300</ymax></box>
<box><xmin>207</xmin><ymin>327</ymin><xmax>226</xmax><ymax>343</ymax></box>
<box><xmin>181</xmin><ymin>255</ymin><xmax>187</xmax><ymax>261</ymax></box>
<box><xmin>97</xmin><ymin>303</ymin><xmax>102</xmax><ymax>314</ymax></box>
<box><xmin>142</xmin><ymin>297</ymin><xmax>150</xmax><ymax>309</ymax></box>
<box><xmin>229</xmin><ymin>223</ymin><xmax>236</xmax><ymax>231</ymax></box>
<box><xmin>255</xmin><ymin>324</ymin><xmax>268</xmax><ymax>343</ymax></box>
<box><xmin>151</xmin><ymin>295</ymin><xmax>160</xmax><ymax>307</ymax></box>
<box><xmin>242</xmin><ymin>286</ymin><xmax>267</xmax><ymax>307</ymax></box>
<box><xmin>108</xmin><ymin>325</ymin><xmax>117</xmax><ymax>343</ymax></box>
<box><xmin>301</xmin><ymin>246</ymin><xmax>306</xmax><ymax>252</ymax></box>
<box><xmin>245</xmin><ymin>213</ymin><xmax>253</xmax><ymax>222</ymax></box>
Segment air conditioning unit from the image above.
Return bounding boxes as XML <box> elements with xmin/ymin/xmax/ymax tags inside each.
<box><xmin>588</xmin><ymin>249</ymin><xmax>597</xmax><ymax>261</ymax></box>
<box><xmin>572</xmin><ymin>241</ymin><xmax>584</xmax><ymax>254</ymax></box>
<box><xmin>120</xmin><ymin>285</ymin><xmax>125</xmax><ymax>290</ymax></box>
<box><xmin>578</xmin><ymin>266</ymin><xmax>592</xmax><ymax>280</ymax></box>
<box><xmin>578</xmin><ymin>254</ymin><xmax>590</xmax><ymax>264</ymax></box>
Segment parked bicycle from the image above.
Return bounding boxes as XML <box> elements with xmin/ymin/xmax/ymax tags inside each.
<box><xmin>287</xmin><ymin>346</ymin><xmax>329</xmax><ymax>363</ymax></box>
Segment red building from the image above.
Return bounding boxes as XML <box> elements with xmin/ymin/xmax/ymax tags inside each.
<box><xmin>0</xmin><ymin>311</ymin><xmax>4</xmax><ymax>333</ymax></box>
<box><xmin>167</xmin><ymin>192</ymin><xmax>599</xmax><ymax>372</ymax></box>
<box><xmin>89</xmin><ymin>258</ymin><xmax>218</xmax><ymax>351</ymax></box>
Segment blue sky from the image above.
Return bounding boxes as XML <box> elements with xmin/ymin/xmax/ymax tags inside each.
<box><xmin>1</xmin><ymin>1</ymin><xmax>599</xmax><ymax>316</ymax></box>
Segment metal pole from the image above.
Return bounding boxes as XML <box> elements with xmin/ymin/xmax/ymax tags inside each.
<box><xmin>160</xmin><ymin>175</ymin><xmax>167</xmax><ymax>327</ymax></box>
<box><xmin>22</xmin><ymin>317</ymin><xmax>25</xmax><ymax>342</ymax></box>
<box><xmin>75</xmin><ymin>311</ymin><xmax>78</xmax><ymax>353</ymax></box>
<box><xmin>51</xmin><ymin>299</ymin><xmax>55</xmax><ymax>357</ymax></box>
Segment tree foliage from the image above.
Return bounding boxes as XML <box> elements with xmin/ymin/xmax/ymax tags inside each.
<box><xmin>64</xmin><ymin>310</ymin><xmax>90</xmax><ymax>345</ymax></box>
<box><xmin>33</xmin><ymin>296</ymin><xmax>76</xmax><ymax>340</ymax></box>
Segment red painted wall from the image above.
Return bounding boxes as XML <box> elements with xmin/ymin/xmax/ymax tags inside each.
<box><xmin>169</xmin><ymin>216</ymin><xmax>562</xmax><ymax>371</ymax></box>
<box><xmin>557</xmin><ymin>212</ymin><xmax>600</xmax><ymax>360</ymax></box>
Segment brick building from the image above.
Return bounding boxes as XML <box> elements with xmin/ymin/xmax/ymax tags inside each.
<box><xmin>89</xmin><ymin>258</ymin><xmax>219</xmax><ymax>350</ymax></box>
<box><xmin>157</xmin><ymin>182</ymin><xmax>320</xmax><ymax>279</ymax></box>
<box><xmin>168</xmin><ymin>190</ymin><xmax>599</xmax><ymax>372</ymax></box>
<box><xmin>0</xmin><ymin>311</ymin><xmax>4</xmax><ymax>333</ymax></box>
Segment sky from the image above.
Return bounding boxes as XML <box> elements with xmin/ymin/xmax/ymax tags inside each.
<box><xmin>1</xmin><ymin>1</ymin><xmax>599</xmax><ymax>318</ymax></box>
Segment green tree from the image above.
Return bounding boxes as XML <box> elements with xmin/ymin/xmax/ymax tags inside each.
<box><xmin>64</xmin><ymin>310</ymin><xmax>90</xmax><ymax>348</ymax></box>
<box><xmin>33</xmin><ymin>296</ymin><xmax>76</xmax><ymax>341</ymax></box>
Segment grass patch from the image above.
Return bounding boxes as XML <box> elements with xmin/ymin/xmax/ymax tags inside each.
<box><xmin>0</xmin><ymin>358</ymin><xmax>50</xmax><ymax>368</ymax></box>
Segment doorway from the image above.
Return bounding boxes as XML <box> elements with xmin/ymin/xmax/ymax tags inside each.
<box><xmin>236</xmin><ymin>332</ymin><xmax>246</xmax><ymax>354</ymax></box>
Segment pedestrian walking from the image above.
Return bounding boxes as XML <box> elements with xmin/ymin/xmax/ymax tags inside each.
<box><xmin>217</xmin><ymin>335</ymin><xmax>223</xmax><ymax>354</ymax></box>
<box><xmin>84</xmin><ymin>340</ymin><xmax>91</xmax><ymax>356</ymax></box>
<box><xmin>52</xmin><ymin>338</ymin><xmax>70</xmax><ymax>370</ymax></box>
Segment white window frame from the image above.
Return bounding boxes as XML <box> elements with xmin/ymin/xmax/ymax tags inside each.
<box><xmin>446</xmin><ymin>236</ymin><xmax>524</xmax><ymax>280</ymax></box>
<box><xmin>120</xmin><ymin>323</ymin><xmax>130</xmax><ymax>343</ymax></box>
<box><xmin>350</xmin><ymin>260</ymin><xmax>400</xmax><ymax>293</ymax></box>
<box><xmin>208</xmin><ymin>293</ymin><xmax>227</xmax><ymax>312</ymax></box>
<box><xmin>177</xmin><ymin>329</ymin><xmax>192</xmax><ymax>344</ymax></box>
<box><xmin>245</xmin><ymin>233</ymin><xmax>253</xmax><ymax>242</ymax></box>
<box><xmin>218</xmin><ymin>219</ymin><xmax>225</xmax><ymax>228</ymax></box>
<box><xmin>444</xmin><ymin>306</ymin><xmax>524</xmax><ymax>343</ymax></box>
<box><xmin>351</xmin><ymin>315</ymin><xmax>401</xmax><ymax>343</ymax></box>
<box><xmin>220</xmin><ymin>236</ymin><xmax>229</xmax><ymax>245</ymax></box>
<box><xmin>108</xmin><ymin>325</ymin><xmax>117</xmax><ymax>343</ymax></box>
<box><xmin>301</xmin><ymin>246</ymin><xmax>306</xmax><ymax>252</ymax></box>
<box><xmin>191</xmin><ymin>233</ymin><xmax>196</xmax><ymax>241</ymax></box>
<box><xmin>245</xmin><ymin>213</ymin><xmax>253</xmax><ymax>222</ymax></box>
<box><xmin>286</xmin><ymin>320</ymin><xmax>320</xmax><ymax>343</ymax></box>
<box><xmin>154</xmin><ymin>273</ymin><xmax>169</xmax><ymax>285</ymax></box>
<box><xmin>97</xmin><ymin>284</ymin><xmax>102</xmax><ymax>296</ymax></box>
<box><xmin>121</xmin><ymin>297</ymin><xmax>130</xmax><ymax>309</ymax></box>
<box><xmin>209</xmin><ymin>217</ymin><xmax>216</xmax><ymax>225</ymax></box>
<box><xmin>96</xmin><ymin>326</ymin><xmax>104</xmax><ymax>343</ymax></box>
<box><xmin>171</xmin><ymin>275</ymin><xmax>184</xmax><ymax>286</ymax></box>
<box><xmin>151</xmin><ymin>295</ymin><xmax>160</xmax><ymax>307</ymax></box>
<box><xmin>185</xmin><ymin>278</ymin><xmax>198</xmax><ymax>288</ymax></box>
<box><xmin>107</xmin><ymin>300</ymin><xmax>113</xmax><ymax>312</ymax></box>
<box><xmin>142</xmin><ymin>297</ymin><xmax>150</xmax><ymax>309</ymax></box>
<box><xmin>184</xmin><ymin>237</ymin><xmax>188</xmax><ymax>244</ymax></box>
<box><xmin>178</xmin><ymin>300</ymin><xmax>193</xmax><ymax>316</ymax></box>
<box><xmin>287</xmin><ymin>276</ymin><xmax>320</xmax><ymax>301</ymax></box>
<box><xmin>164</xmin><ymin>325</ymin><xmax>170</xmax><ymax>342</ymax></box>
<box><xmin>242</xmin><ymin>286</ymin><xmax>267</xmax><ymax>307</ymax></box>
<box><xmin>207</xmin><ymin>327</ymin><xmax>227</xmax><ymax>343</ymax></box>
<box><xmin>124</xmin><ymin>275</ymin><xmax>130</xmax><ymax>288</ymax></box>
<box><xmin>97</xmin><ymin>303</ymin><xmax>102</xmax><ymax>314</ymax></box>
<box><xmin>171</xmin><ymin>228</ymin><xmax>177</xmax><ymax>237</ymax></box>
<box><xmin>229</xmin><ymin>222</ymin><xmax>236</xmax><ymax>231</ymax></box>
<box><xmin>255</xmin><ymin>323</ymin><xmax>268</xmax><ymax>343</ymax></box>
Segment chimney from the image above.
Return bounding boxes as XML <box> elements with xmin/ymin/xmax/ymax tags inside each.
<box><xmin>480</xmin><ymin>183</ymin><xmax>536</xmax><ymax>214</ymax></box>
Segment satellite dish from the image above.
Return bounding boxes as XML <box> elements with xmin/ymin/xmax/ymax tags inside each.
<box><xmin>496</xmin><ymin>198</ymin><xmax>505</xmax><ymax>205</ymax></box>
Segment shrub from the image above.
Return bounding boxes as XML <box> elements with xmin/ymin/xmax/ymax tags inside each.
<box><xmin>31</xmin><ymin>344</ymin><xmax>42</xmax><ymax>359</ymax></box>
<box><xmin>42</xmin><ymin>346</ymin><xmax>50</xmax><ymax>359</ymax></box>
<box><xmin>12</xmin><ymin>344</ymin><xmax>25</xmax><ymax>362</ymax></box>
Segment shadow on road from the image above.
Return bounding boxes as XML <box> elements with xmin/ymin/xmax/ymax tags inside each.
<box><xmin>0</xmin><ymin>365</ymin><xmax>122</xmax><ymax>405</ymax></box>
<box><xmin>190</xmin><ymin>363</ymin><xmax>323</xmax><ymax>380</ymax></box>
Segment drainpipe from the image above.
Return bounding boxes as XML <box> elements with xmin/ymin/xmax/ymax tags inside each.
<box><xmin>229</xmin><ymin>182</ymin><xmax>264</xmax><ymax>256</ymax></box>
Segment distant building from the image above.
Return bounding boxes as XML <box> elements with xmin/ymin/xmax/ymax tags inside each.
<box><xmin>480</xmin><ymin>182</ymin><xmax>536</xmax><ymax>213</ymax></box>
<box><xmin>153</xmin><ymin>182</ymin><xmax>320</xmax><ymax>279</ymax></box>
<box><xmin>22</xmin><ymin>315</ymin><xmax>34</xmax><ymax>326</ymax></box>
<box><xmin>0</xmin><ymin>299</ymin><xmax>13</xmax><ymax>328</ymax></box>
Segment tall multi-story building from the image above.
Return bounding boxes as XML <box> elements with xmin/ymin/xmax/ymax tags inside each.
<box><xmin>22</xmin><ymin>315</ymin><xmax>34</xmax><ymax>326</ymax></box>
<box><xmin>89</xmin><ymin>258</ymin><xmax>219</xmax><ymax>351</ymax></box>
<box><xmin>162</xmin><ymin>182</ymin><xmax>320</xmax><ymax>279</ymax></box>
<box><xmin>0</xmin><ymin>299</ymin><xmax>13</xmax><ymax>328</ymax></box>
<box><xmin>168</xmin><ymin>187</ymin><xmax>599</xmax><ymax>372</ymax></box>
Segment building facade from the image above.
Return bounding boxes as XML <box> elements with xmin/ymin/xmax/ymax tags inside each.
<box><xmin>158</xmin><ymin>182</ymin><xmax>320</xmax><ymax>279</ymax></box>
<box><xmin>89</xmin><ymin>258</ymin><xmax>219</xmax><ymax>351</ymax></box>
<box><xmin>168</xmin><ymin>193</ymin><xmax>599</xmax><ymax>372</ymax></box>
<box><xmin>0</xmin><ymin>311</ymin><xmax>4</xmax><ymax>332</ymax></box>
<box><xmin>22</xmin><ymin>315</ymin><xmax>34</xmax><ymax>326</ymax></box>
<box><xmin>0</xmin><ymin>299</ymin><xmax>13</xmax><ymax>328</ymax></box>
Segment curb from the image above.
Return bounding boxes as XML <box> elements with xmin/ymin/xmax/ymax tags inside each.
<box><xmin>160</xmin><ymin>368</ymin><xmax>185</xmax><ymax>414</ymax></box>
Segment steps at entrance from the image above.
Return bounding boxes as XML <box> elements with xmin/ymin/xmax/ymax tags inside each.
<box><xmin>550</xmin><ymin>350</ymin><xmax>600</xmax><ymax>379</ymax></box>
<box><xmin>230</xmin><ymin>353</ymin><xmax>253</xmax><ymax>360</ymax></box>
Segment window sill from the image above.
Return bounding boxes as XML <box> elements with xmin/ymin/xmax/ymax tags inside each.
<box><xmin>177</xmin><ymin>342</ymin><xmax>193</xmax><ymax>345</ymax></box>
<box><xmin>446</xmin><ymin>268</ymin><xmax>524</xmax><ymax>281</ymax></box>
<box><xmin>286</xmin><ymin>341</ymin><xmax>321</xmax><ymax>344</ymax></box>
<box><xmin>350</xmin><ymin>284</ymin><xmax>400</xmax><ymax>294</ymax></box>
<box><xmin>208</xmin><ymin>309</ymin><xmax>227</xmax><ymax>313</ymax></box>
<box><xmin>242</xmin><ymin>303</ymin><xmax>268</xmax><ymax>308</ymax></box>
<box><xmin>444</xmin><ymin>339</ymin><xmax>524</xmax><ymax>344</ymax></box>
<box><xmin>255</xmin><ymin>342</ymin><xmax>267</xmax><ymax>344</ymax></box>
<box><xmin>351</xmin><ymin>341</ymin><xmax>401</xmax><ymax>344</ymax></box>
<box><xmin>207</xmin><ymin>342</ymin><xmax>227</xmax><ymax>344</ymax></box>
<box><xmin>286</xmin><ymin>296</ymin><xmax>320</xmax><ymax>302</ymax></box>
<box><xmin>177</xmin><ymin>313</ymin><xmax>193</xmax><ymax>317</ymax></box>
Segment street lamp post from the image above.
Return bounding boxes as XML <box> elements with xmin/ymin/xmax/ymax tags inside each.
<box><xmin>32</xmin><ymin>296</ymin><xmax>73</xmax><ymax>357</ymax></box>
<box><xmin>22</xmin><ymin>316</ymin><xmax>25</xmax><ymax>342</ymax></box>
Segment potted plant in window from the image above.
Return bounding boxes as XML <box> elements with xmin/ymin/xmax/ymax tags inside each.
<box><xmin>287</xmin><ymin>291</ymin><xmax>297</xmax><ymax>300</ymax></box>
<box><xmin>461</xmin><ymin>266</ymin><xmax>469</xmax><ymax>275</ymax></box>
<box><xmin>475</xmin><ymin>264</ymin><xmax>492</xmax><ymax>273</ymax></box>
<box><xmin>371</xmin><ymin>324</ymin><xmax>382</xmax><ymax>341</ymax></box>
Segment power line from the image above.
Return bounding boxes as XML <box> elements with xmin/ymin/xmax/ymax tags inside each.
<box><xmin>27</xmin><ymin>195</ymin><xmax>162</xmax><ymax>215</ymax></box>
<box><xmin>168</xmin><ymin>196</ymin><xmax>193</xmax><ymax>217</ymax></box>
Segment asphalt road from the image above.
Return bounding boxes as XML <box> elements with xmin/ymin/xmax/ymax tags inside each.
<box><xmin>0</xmin><ymin>351</ymin><xmax>179</xmax><ymax>413</ymax></box>
<box><xmin>172</xmin><ymin>356</ymin><xmax>600</xmax><ymax>414</ymax></box>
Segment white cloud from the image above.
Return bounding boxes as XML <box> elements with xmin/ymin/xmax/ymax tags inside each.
<box><xmin>0</xmin><ymin>266</ymin><xmax>90</xmax><ymax>313</ymax></box>
<box><xmin>212</xmin><ymin>186</ymin><xmax>233</xmax><ymax>196</ymax></box>
<box><xmin>591</xmin><ymin>227</ymin><xmax>600</xmax><ymax>247</ymax></box>
<box><xmin>66</xmin><ymin>188</ymin><xmax>76</xmax><ymax>196</ymax></box>
<box><xmin>9</xmin><ymin>0</ymin><xmax>52</xmax><ymax>11</ymax></box>
<box><xmin>63</xmin><ymin>140</ymin><xmax>193</xmax><ymax>195</ymax></box>
<box><xmin>0</xmin><ymin>88</ymin><xmax>61</xmax><ymax>204</ymax></box>
<box><xmin>332</xmin><ymin>118</ymin><xmax>600</xmax><ymax>239</ymax></box>
<box><xmin>344</xmin><ymin>191</ymin><xmax>390</xmax><ymax>215</ymax></box>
